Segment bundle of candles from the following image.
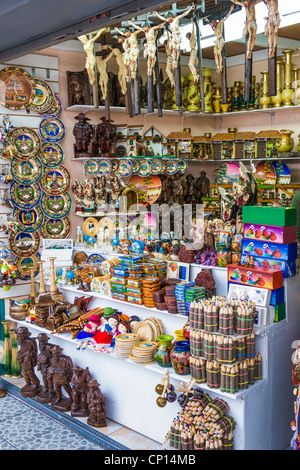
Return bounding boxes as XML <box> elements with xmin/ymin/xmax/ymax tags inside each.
<box><xmin>189</xmin><ymin>297</ymin><xmax>256</xmax><ymax>336</ymax></box>
<box><xmin>166</xmin><ymin>394</ymin><xmax>236</xmax><ymax>450</ymax></box>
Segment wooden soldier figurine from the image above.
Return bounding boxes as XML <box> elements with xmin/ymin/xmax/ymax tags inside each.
<box><xmin>16</xmin><ymin>326</ymin><xmax>42</xmax><ymax>397</ymax></box>
<box><xmin>36</xmin><ymin>332</ymin><xmax>56</xmax><ymax>403</ymax></box>
<box><xmin>73</xmin><ymin>113</ymin><xmax>94</xmax><ymax>159</ymax></box>
<box><xmin>86</xmin><ymin>379</ymin><xmax>107</xmax><ymax>428</ymax></box>
<box><xmin>231</xmin><ymin>0</ymin><xmax>262</xmax><ymax>59</ymax></box>
<box><xmin>263</xmin><ymin>0</ymin><xmax>280</xmax><ymax>58</ymax></box>
<box><xmin>48</xmin><ymin>344</ymin><xmax>74</xmax><ymax>412</ymax></box>
<box><xmin>71</xmin><ymin>366</ymin><xmax>93</xmax><ymax>417</ymax></box>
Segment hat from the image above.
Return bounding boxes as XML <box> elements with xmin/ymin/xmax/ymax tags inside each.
<box><xmin>119</xmin><ymin>319</ymin><xmax>130</xmax><ymax>330</ymax></box>
<box><xmin>103</xmin><ymin>307</ymin><xmax>115</xmax><ymax>318</ymax></box>
<box><xmin>118</xmin><ymin>314</ymin><xmax>130</xmax><ymax>323</ymax></box>
<box><xmin>130</xmin><ymin>315</ymin><xmax>140</xmax><ymax>323</ymax></box>
<box><xmin>108</xmin><ymin>314</ymin><xmax>119</xmax><ymax>322</ymax></box>
<box><xmin>89</xmin><ymin>314</ymin><xmax>101</xmax><ymax>324</ymax></box>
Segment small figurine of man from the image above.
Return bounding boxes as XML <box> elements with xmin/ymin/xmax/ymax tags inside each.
<box><xmin>48</xmin><ymin>344</ymin><xmax>74</xmax><ymax>411</ymax></box>
<box><xmin>231</xmin><ymin>0</ymin><xmax>262</xmax><ymax>59</ymax></box>
<box><xmin>262</xmin><ymin>0</ymin><xmax>280</xmax><ymax>58</ymax></box>
<box><xmin>86</xmin><ymin>379</ymin><xmax>107</xmax><ymax>428</ymax></box>
<box><xmin>36</xmin><ymin>332</ymin><xmax>56</xmax><ymax>403</ymax></box>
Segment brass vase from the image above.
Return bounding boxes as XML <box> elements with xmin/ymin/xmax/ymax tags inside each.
<box><xmin>248</xmin><ymin>75</ymin><xmax>256</xmax><ymax>110</ymax></box>
<box><xmin>297</xmin><ymin>134</ymin><xmax>300</xmax><ymax>152</ymax></box>
<box><xmin>1</xmin><ymin>320</ymin><xmax>11</xmax><ymax>377</ymax></box>
<box><xmin>227</xmin><ymin>87</ymin><xmax>233</xmax><ymax>112</ymax></box>
<box><xmin>9</xmin><ymin>329</ymin><xmax>21</xmax><ymax>378</ymax></box>
<box><xmin>186</xmin><ymin>73</ymin><xmax>200</xmax><ymax>111</ymax></box>
<box><xmin>276</xmin><ymin>129</ymin><xmax>294</xmax><ymax>152</ymax></box>
<box><xmin>271</xmin><ymin>59</ymin><xmax>283</xmax><ymax>108</ymax></box>
<box><xmin>232</xmin><ymin>81</ymin><xmax>241</xmax><ymax>111</ymax></box>
<box><xmin>293</xmin><ymin>66</ymin><xmax>300</xmax><ymax>104</ymax></box>
<box><xmin>212</xmin><ymin>86</ymin><xmax>222</xmax><ymax>113</ymax></box>
<box><xmin>203</xmin><ymin>68</ymin><xmax>213</xmax><ymax>113</ymax></box>
<box><xmin>281</xmin><ymin>49</ymin><xmax>294</xmax><ymax>106</ymax></box>
<box><xmin>260</xmin><ymin>71</ymin><xmax>271</xmax><ymax>109</ymax></box>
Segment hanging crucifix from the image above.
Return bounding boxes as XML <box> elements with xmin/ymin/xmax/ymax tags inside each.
<box><xmin>114</xmin><ymin>30</ymin><xmax>133</xmax><ymax>116</ymax></box>
<box><xmin>192</xmin><ymin>9</ymin><xmax>205</xmax><ymax>112</ymax></box>
<box><xmin>263</xmin><ymin>0</ymin><xmax>280</xmax><ymax>97</ymax></box>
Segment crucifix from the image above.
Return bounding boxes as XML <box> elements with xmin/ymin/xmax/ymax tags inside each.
<box><xmin>114</xmin><ymin>31</ymin><xmax>133</xmax><ymax>116</ymax></box>
<box><xmin>263</xmin><ymin>0</ymin><xmax>280</xmax><ymax>97</ymax></box>
<box><xmin>95</xmin><ymin>33</ymin><xmax>113</xmax><ymax>120</ymax></box>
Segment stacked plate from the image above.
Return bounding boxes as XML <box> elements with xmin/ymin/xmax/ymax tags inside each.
<box><xmin>114</xmin><ymin>333</ymin><xmax>141</xmax><ymax>359</ymax></box>
<box><xmin>133</xmin><ymin>317</ymin><xmax>164</xmax><ymax>342</ymax></box>
<box><xmin>129</xmin><ymin>341</ymin><xmax>158</xmax><ymax>365</ymax></box>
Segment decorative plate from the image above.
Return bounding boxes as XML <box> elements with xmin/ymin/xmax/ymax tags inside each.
<box><xmin>0</xmin><ymin>67</ymin><xmax>36</xmax><ymax>110</ymax></box>
<box><xmin>217</xmin><ymin>162</ymin><xmax>241</xmax><ymax>185</ymax></box>
<box><xmin>131</xmin><ymin>159</ymin><xmax>140</xmax><ymax>175</ymax></box>
<box><xmin>9</xmin><ymin>230</ymin><xmax>40</xmax><ymax>257</ymax></box>
<box><xmin>41</xmin><ymin>192</ymin><xmax>72</xmax><ymax>219</ymax></box>
<box><xmin>10</xmin><ymin>181</ymin><xmax>42</xmax><ymax>209</ymax></box>
<box><xmin>272</xmin><ymin>160</ymin><xmax>291</xmax><ymax>185</ymax></box>
<box><xmin>14</xmin><ymin>206</ymin><xmax>44</xmax><ymax>233</ymax></box>
<box><xmin>8</xmin><ymin>127</ymin><xmax>41</xmax><ymax>160</ymax></box>
<box><xmin>73</xmin><ymin>251</ymin><xmax>88</xmax><ymax>266</ymax></box>
<box><xmin>166</xmin><ymin>160</ymin><xmax>178</xmax><ymax>175</ymax></box>
<box><xmin>39</xmin><ymin>118</ymin><xmax>65</xmax><ymax>143</ymax></box>
<box><xmin>111</xmin><ymin>159</ymin><xmax>119</xmax><ymax>173</ymax></box>
<box><xmin>40</xmin><ymin>216</ymin><xmax>71</xmax><ymax>239</ymax></box>
<box><xmin>98</xmin><ymin>216</ymin><xmax>116</xmax><ymax>238</ymax></box>
<box><xmin>87</xmin><ymin>253</ymin><xmax>106</xmax><ymax>264</ymax></box>
<box><xmin>14</xmin><ymin>252</ymin><xmax>41</xmax><ymax>280</ymax></box>
<box><xmin>83</xmin><ymin>217</ymin><xmax>99</xmax><ymax>237</ymax></box>
<box><xmin>177</xmin><ymin>159</ymin><xmax>188</xmax><ymax>174</ymax></box>
<box><xmin>138</xmin><ymin>159</ymin><xmax>153</xmax><ymax>177</ymax></box>
<box><xmin>27</xmin><ymin>78</ymin><xmax>55</xmax><ymax>113</ymax></box>
<box><xmin>84</xmin><ymin>159</ymin><xmax>100</xmax><ymax>175</ymax></box>
<box><xmin>40</xmin><ymin>165</ymin><xmax>70</xmax><ymax>195</ymax></box>
<box><xmin>98</xmin><ymin>159</ymin><xmax>112</xmax><ymax>175</ymax></box>
<box><xmin>151</xmin><ymin>159</ymin><xmax>164</xmax><ymax>175</ymax></box>
<box><xmin>128</xmin><ymin>174</ymin><xmax>162</xmax><ymax>205</ymax></box>
<box><xmin>254</xmin><ymin>161</ymin><xmax>277</xmax><ymax>189</ymax></box>
<box><xmin>40</xmin><ymin>142</ymin><xmax>64</xmax><ymax>167</ymax></box>
<box><xmin>40</xmin><ymin>95</ymin><xmax>62</xmax><ymax>118</ymax></box>
<box><xmin>11</xmin><ymin>157</ymin><xmax>43</xmax><ymax>185</ymax></box>
<box><xmin>117</xmin><ymin>159</ymin><xmax>133</xmax><ymax>177</ymax></box>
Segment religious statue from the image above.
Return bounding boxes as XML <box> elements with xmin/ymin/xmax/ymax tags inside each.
<box><xmin>86</xmin><ymin>379</ymin><xmax>107</xmax><ymax>428</ymax></box>
<box><xmin>71</xmin><ymin>366</ymin><xmax>93</xmax><ymax>417</ymax></box>
<box><xmin>48</xmin><ymin>344</ymin><xmax>74</xmax><ymax>412</ymax></box>
<box><xmin>152</xmin><ymin>5</ymin><xmax>196</xmax><ymax>69</ymax></box>
<box><xmin>78</xmin><ymin>28</ymin><xmax>109</xmax><ymax>85</ymax></box>
<box><xmin>109</xmin><ymin>175</ymin><xmax>126</xmax><ymax>209</ymax></box>
<box><xmin>71</xmin><ymin>180</ymin><xmax>85</xmax><ymax>214</ymax></box>
<box><xmin>205</xmin><ymin>5</ymin><xmax>235</xmax><ymax>73</ymax></box>
<box><xmin>16</xmin><ymin>326</ymin><xmax>42</xmax><ymax>397</ymax></box>
<box><xmin>186</xmin><ymin>18</ymin><xmax>199</xmax><ymax>81</ymax></box>
<box><xmin>36</xmin><ymin>332</ymin><xmax>56</xmax><ymax>403</ymax></box>
<box><xmin>94</xmin><ymin>175</ymin><xmax>108</xmax><ymax>213</ymax></box>
<box><xmin>231</xmin><ymin>0</ymin><xmax>262</xmax><ymax>60</ymax></box>
<box><xmin>263</xmin><ymin>0</ymin><xmax>280</xmax><ymax>58</ymax></box>
<box><xmin>109</xmin><ymin>47</ymin><xmax>127</xmax><ymax>95</ymax></box>
<box><xmin>83</xmin><ymin>178</ymin><xmax>96</xmax><ymax>215</ymax></box>
<box><xmin>73</xmin><ymin>112</ymin><xmax>94</xmax><ymax>158</ymax></box>
<box><xmin>164</xmin><ymin>33</ymin><xmax>175</xmax><ymax>87</ymax></box>
<box><xmin>96</xmin><ymin>49</ymin><xmax>114</xmax><ymax>100</ymax></box>
<box><xmin>66</xmin><ymin>70</ymin><xmax>90</xmax><ymax>106</ymax></box>
<box><xmin>115</xmin><ymin>32</ymin><xmax>131</xmax><ymax>83</ymax></box>
<box><xmin>128</xmin><ymin>20</ymin><xmax>165</xmax><ymax>79</ymax></box>
<box><xmin>115</xmin><ymin>27</ymin><xmax>140</xmax><ymax>80</ymax></box>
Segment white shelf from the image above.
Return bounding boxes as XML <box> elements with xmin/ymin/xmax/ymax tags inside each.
<box><xmin>1</xmin><ymin>280</ymin><xmax>30</xmax><ymax>299</ymax></box>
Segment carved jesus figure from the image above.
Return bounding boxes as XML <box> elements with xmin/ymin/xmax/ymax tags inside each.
<box><xmin>263</xmin><ymin>0</ymin><xmax>280</xmax><ymax>58</ymax></box>
<box><xmin>231</xmin><ymin>0</ymin><xmax>262</xmax><ymax>59</ymax></box>
<box><xmin>78</xmin><ymin>28</ymin><xmax>109</xmax><ymax>85</ymax></box>
<box><xmin>186</xmin><ymin>18</ymin><xmax>199</xmax><ymax>81</ymax></box>
<box><xmin>205</xmin><ymin>5</ymin><xmax>234</xmax><ymax>73</ymax></box>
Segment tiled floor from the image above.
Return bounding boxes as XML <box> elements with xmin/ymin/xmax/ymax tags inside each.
<box><xmin>0</xmin><ymin>377</ymin><xmax>163</xmax><ymax>451</ymax></box>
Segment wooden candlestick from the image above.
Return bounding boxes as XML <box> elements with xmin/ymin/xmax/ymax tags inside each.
<box><xmin>48</xmin><ymin>257</ymin><xmax>63</xmax><ymax>302</ymax></box>
<box><xmin>29</xmin><ymin>267</ymin><xmax>37</xmax><ymax>304</ymax></box>
<box><xmin>37</xmin><ymin>260</ymin><xmax>46</xmax><ymax>295</ymax></box>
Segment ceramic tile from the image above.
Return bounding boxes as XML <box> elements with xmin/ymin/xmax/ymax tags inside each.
<box><xmin>0</xmin><ymin>394</ymin><xmax>32</xmax><ymax>420</ymax></box>
<box><xmin>0</xmin><ymin>437</ymin><xmax>18</xmax><ymax>450</ymax></box>
<box><xmin>109</xmin><ymin>426</ymin><xmax>163</xmax><ymax>450</ymax></box>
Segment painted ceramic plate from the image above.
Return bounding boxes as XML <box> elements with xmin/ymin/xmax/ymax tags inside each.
<box><xmin>39</xmin><ymin>118</ymin><xmax>65</xmax><ymax>143</ymax></box>
<box><xmin>151</xmin><ymin>159</ymin><xmax>164</xmax><ymax>175</ymax></box>
<box><xmin>10</xmin><ymin>181</ymin><xmax>42</xmax><ymax>209</ymax></box>
<box><xmin>118</xmin><ymin>159</ymin><xmax>133</xmax><ymax>177</ymax></box>
<box><xmin>131</xmin><ymin>160</ymin><xmax>140</xmax><ymax>175</ymax></box>
<box><xmin>166</xmin><ymin>160</ymin><xmax>178</xmax><ymax>175</ymax></box>
<box><xmin>40</xmin><ymin>216</ymin><xmax>71</xmax><ymax>239</ymax></box>
<box><xmin>14</xmin><ymin>252</ymin><xmax>41</xmax><ymax>280</ymax></box>
<box><xmin>98</xmin><ymin>216</ymin><xmax>116</xmax><ymax>238</ymax></box>
<box><xmin>111</xmin><ymin>159</ymin><xmax>119</xmax><ymax>173</ymax></box>
<box><xmin>0</xmin><ymin>67</ymin><xmax>36</xmax><ymax>110</ymax></box>
<box><xmin>254</xmin><ymin>161</ymin><xmax>277</xmax><ymax>189</ymax></box>
<box><xmin>98</xmin><ymin>159</ymin><xmax>112</xmax><ymax>175</ymax></box>
<box><xmin>40</xmin><ymin>142</ymin><xmax>64</xmax><ymax>167</ymax></box>
<box><xmin>9</xmin><ymin>230</ymin><xmax>40</xmax><ymax>257</ymax></box>
<box><xmin>14</xmin><ymin>206</ymin><xmax>44</xmax><ymax>233</ymax></box>
<box><xmin>129</xmin><ymin>174</ymin><xmax>162</xmax><ymax>205</ymax></box>
<box><xmin>41</xmin><ymin>192</ymin><xmax>72</xmax><ymax>219</ymax></box>
<box><xmin>217</xmin><ymin>162</ymin><xmax>241</xmax><ymax>185</ymax></box>
<box><xmin>27</xmin><ymin>78</ymin><xmax>55</xmax><ymax>113</ymax></box>
<box><xmin>40</xmin><ymin>165</ymin><xmax>70</xmax><ymax>195</ymax></box>
<box><xmin>87</xmin><ymin>253</ymin><xmax>105</xmax><ymax>264</ymax></box>
<box><xmin>11</xmin><ymin>157</ymin><xmax>43</xmax><ymax>184</ymax></box>
<box><xmin>138</xmin><ymin>159</ymin><xmax>153</xmax><ymax>177</ymax></box>
<box><xmin>272</xmin><ymin>160</ymin><xmax>291</xmax><ymax>185</ymax></box>
<box><xmin>40</xmin><ymin>95</ymin><xmax>62</xmax><ymax>118</ymax></box>
<box><xmin>83</xmin><ymin>217</ymin><xmax>99</xmax><ymax>237</ymax></box>
<box><xmin>9</xmin><ymin>127</ymin><xmax>41</xmax><ymax>160</ymax></box>
<box><xmin>84</xmin><ymin>159</ymin><xmax>100</xmax><ymax>175</ymax></box>
<box><xmin>177</xmin><ymin>159</ymin><xmax>188</xmax><ymax>174</ymax></box>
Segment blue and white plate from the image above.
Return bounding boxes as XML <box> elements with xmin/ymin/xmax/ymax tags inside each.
<box><xmin>118</xmin><ymin>159</ymin><xmax>133</xmax><ymax>177</ymax></box>
<box><xmin>98</xmin><ymin>159</ymin><xmax>112</xmax><ymax>175</ymax></box>
<box><xmin>138</xmin><ymin>159</ymin><xmax>152</xmax><ymax>177</ymax></box>
<box><xmin>39</xmin><ymin>118</ymin><xmax>65</xmax><ymax>143</ymax></box>
<box><xmin>84</xmin><ymin>159</ymin><xmax>100</xmax><ymax>175</ymax></box>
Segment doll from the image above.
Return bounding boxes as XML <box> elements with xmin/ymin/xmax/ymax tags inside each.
<box><xmin>75</xmin><ymin>314</ymin><xmax>101</xmax><ymax>351</ymax></box>
<box><xmin>129</xmin><ymin>315</ymin><xmax>140</xmax><ymax>331</ymax></box>
<box><xmin>117</xmin><ymin>317</ymin><xmax>131</xmax><ymax>335</ymax></box>
<box><xmin>91</xmin><ymin>314</ymin><xmax>119</xmax><ymax>350</ymax></box>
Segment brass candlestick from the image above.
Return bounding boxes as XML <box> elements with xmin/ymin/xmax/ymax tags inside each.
<box><xmin>48</xmin><ymin>257</ymin><xmax>63</xmax><ymax>302</ymax></box>
<box><xmin>281</xmin><ymin>49</ymin><xmax>294</xmax><ymax>106</ymax></box>
<box><xmin>37</xmin><ymin>260</ymin><xmax>46</xmax><ymax>295</ymax></box>
<box><xmin>29</xmin><ymin>267</ymin><xmax>37</xmax><ymax>304</ymax></box>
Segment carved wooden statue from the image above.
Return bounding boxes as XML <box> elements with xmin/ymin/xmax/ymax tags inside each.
<box><xmin>115</xmin><ymin>27</ymin><xmax>140</xmax><ymax>80</ymax></box>
<box><xmin>205</xmin><ymin>6</ymin><xmax>235</xmax><ymax>73</ymax></box>
<box><xmin>86</xmin><ymin>379</ymin><xmax>107</xmax><ymax>428</ymax></box>
<box><xmin>71</xmin><ymin>366</ymin><xmax>93</xmax><ymax>417</ymax></box>
<box><xmin>66</xmin><ymin>70</ymin><xmax>90</xmax><ymax>106</ymax></box>
<box><xmin>109</xmin><ymin>47</ymin><xmax>128</xmax><ymax>95</ymax></box>
<box><xmin>164</xmin><ymin>33</ymin><xmax>175</xmax><ymax>87</ymax></box>
<box><xmin>78</xmin><ymin>28</ymin><xmax>109</xmax><ymax>85</ymax></box>
<box><xmin>96</xmin><ymin>116</ymin><xmax>117</xmax><ymax>156</ymax></box>
<box><xmin>96</xmin><ymin>50</ymin><xmax>113</xmax><ymax>101</ymax></box>
<box><xmin>16</xmin><ymin>326</ymin><xmax>42</xmax><ymax>397</ymax></box>
<box><xmin>48</xmin><ymin>344</ymin><xmax>74</xmax><ymax>412</ymax></box>
<box><xmin>186</xmin><ymin>18</ymin><xmax>199</xmax><ymax>81</ymax></box>
<box><xmin>263</xmin><ymin>0</ymin><xmax>280</xmax><ymax>58</ymax></box>
<box><xmin>73</xmin><ymin>113</ymin><xmax>94</xmax><ymax>158</ymax></box>
<box><xmin>36</xmin><ymin>332</ymin><xmax>56</xmax><ymax>403</ymax></box>
<box><xmin>231</xmin><ymin>0</ymin><xmax>262</xmax><ymax>60</ymax></box>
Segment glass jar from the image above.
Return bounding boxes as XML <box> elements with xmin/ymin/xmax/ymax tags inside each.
<box><xmin>170</xmin><ymin>341</ymin><xmax>190</xmax><ymax>375</ymax></box>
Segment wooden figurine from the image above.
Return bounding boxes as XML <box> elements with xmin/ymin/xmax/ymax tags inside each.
<box><xmin>186</xmin><ymin>18</ymin><xmax>199</xmax><ymax>81</ymax></box>
<box><xmin>73</xmin><ymin>113</ymin><xmax>94</xmax><ymax>159</ymax></box>
<box><xmin>96</xmin><ymin>116</ymin><xmax>117</xmax><ymax>157</ymax></box>
<box><xmin>164</xmin><ymin>33</ymin><xmax>175</xmax><ymax>88</ymax></box>
<box><xmin>109</xmin><ymin>47</ymin><xmax>128</xmax><ymax>95</ymax></box>
<box><xmin>71</xmin><ymin>366</ymin><xmax>93</xmax><ymax>417</ymax></box>
<box><xmin>231</xmin><ymin>0</ymin><xmax>262</xmax><ymax>60</ymax></box>
<box><xmin>66</xmin><ymin>70</ymin><xmax>90</xmax><ymax>106</ymax></box>
<box><xmin>205</xmin><ymin>6</ymin><xmax>235</xmax><ymax>73</ymax></box>
<box><xmin>96</xmin><ymin>50</ymin><xmax>113</xmax><ymax>101</ymax></box>
<box><xmin>86</xmin><ymin>379</ymin><xmax>107</xmax><ymax>427</ymax></box>
<box><xmin>16</xmin><ymin>326</ymin><xmax>42</xmax><ymax>397</ymax></box>
<box><xmin>36</xmin><ymin>332</ymin><xmax>56</xmax><ymax>403</ymax></box>
<box><xmin>78</xmin><ymin>28</ymin><xmax>109</xmax><ymax>86</ymax></box>
<box><xmin>263</xmin><ymin>0</ymin><xmax>280</xmax><ymax>59</ymax></box>
<box><xmin>115</xmin><ymin>27</ymin><xmax>140</xmax><ymax>81</ymax></box>
<box><xmin>48</xmin><ymin>344</ymin><xmax>74</xmax><ymax>412</ymax></box>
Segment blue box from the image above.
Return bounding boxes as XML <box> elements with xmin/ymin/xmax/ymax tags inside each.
<box><xmin>270</xmin><ymin>287</ymin><xmax>285</xmax><ymax>306</ymax></box>
<box><xmin>241</xmin><ymin>255</ymin><xmax>296</xmax><ymax>278</ymax></box>
<box><xmin>242</xmin><ymin>239</ymin><xmax>297</xmax><ymax>261</ymax></box>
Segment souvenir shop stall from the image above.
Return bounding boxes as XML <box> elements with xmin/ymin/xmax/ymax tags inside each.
<box><xmin>1</xmin><ymin>0</ymin><xmax>300</xmax><ymax>451</ymax></box>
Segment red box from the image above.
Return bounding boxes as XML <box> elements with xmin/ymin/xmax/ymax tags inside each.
<box><xmin>227</xmin><ymin>264</ymin><xmax>283</xmax><ymax>290</ymax></box>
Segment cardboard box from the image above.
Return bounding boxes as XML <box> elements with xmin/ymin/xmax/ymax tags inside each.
<box><xmin>241</xmin><ymin>239</ymin><xmax>297</xmax><ymax>261</ymax></box>
<box><xmin>242</xmin><ymin>206</ymin><xmax>296</xmax><ymax>226</ymax></box>
<box><xmin>254</xmin><ymin>305</ymin><xmax>276</xmax><ymax>327</ymax></box>
<box><xmin>274</xmin><ymin>303</ymin><xmax>286</xmax><ymax>322</ymax></box>
<box><xmin>270</xmin><ymin>287</ymin><xmax>285</xmax><ymax>306</ymax></box>
<box><xmin>227</xmin><ymin>282</ymin><xmax>271</xmax><ymax>306</ymax></box>
<box><xmin>243</xmin><ymin>223</ymin><xmax>296</xmax><ymax>244</ymax></box>
<box><xmin>241</xmin><ymin>255</ymin><xmax>296</xmax><ymax>278</ymax></box>
<box><xmin>228</xmin><ymin>264</ymin><xmax>283</xmax><ymax>290</ymax></box>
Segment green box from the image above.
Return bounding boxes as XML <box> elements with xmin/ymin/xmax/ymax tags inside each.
<box><xmin>274</xmin><ymin>303</ymin><xmax>286</xmax><ymax>322</ymax></box>
<box><xmin>242</xmin><ymin>206</ymin><xmax>296</xmax><ymax>226</ymax></box>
